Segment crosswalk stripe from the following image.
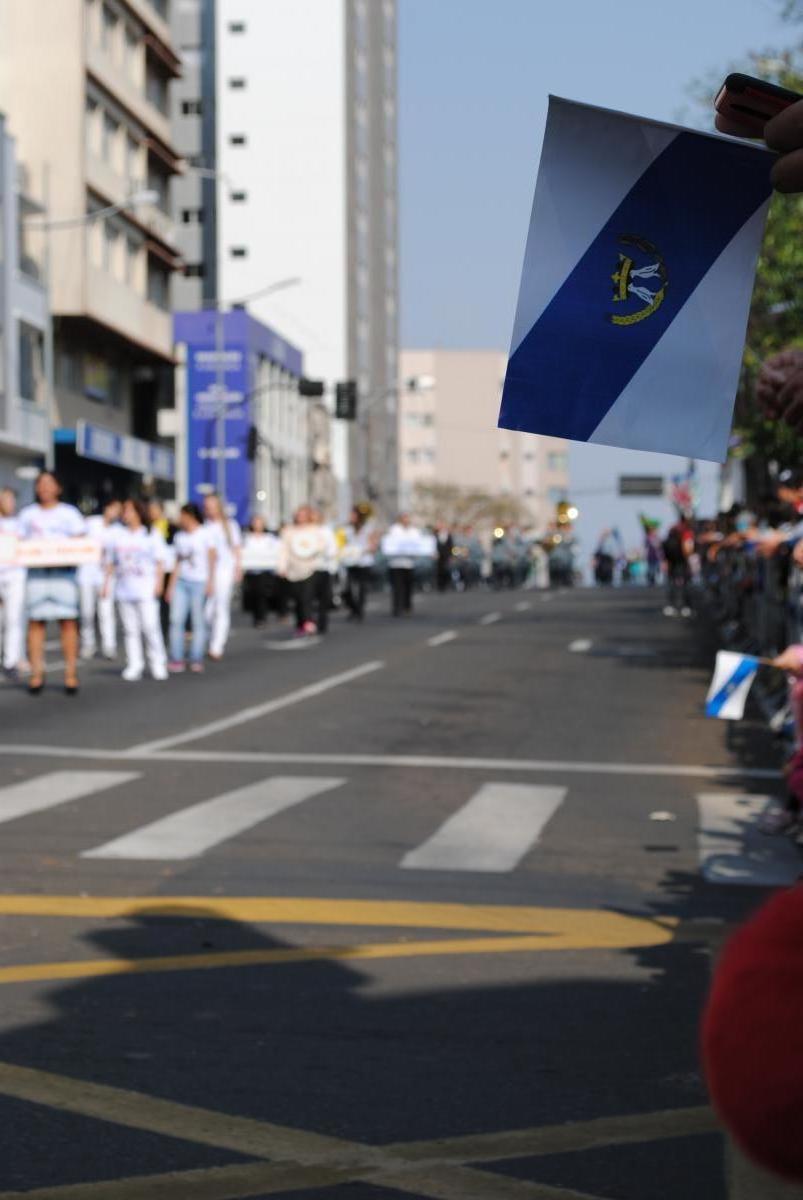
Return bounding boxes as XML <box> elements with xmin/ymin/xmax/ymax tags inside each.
<box><xmin>0</xmin><ymin>771</ymin><xmax>139</xmax><ymax>826</ymax></box>
<box><xmin>401</xmin><ymin>783</ymin><xmax>567</xmax><ymax>873</ymax></box>
<box><xmin>82</xmin><ymin>776</ymin><xmax>345</xmax><ymax>861</ymax></box>
<box><xmin>696</xmin><ymin>793</ymin><xmax>803</xmax><ymax>886</ymax></box>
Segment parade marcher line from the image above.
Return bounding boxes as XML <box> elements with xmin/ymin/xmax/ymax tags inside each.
<box><xmin>0</xmin><ymin>744</ymin><xmax>781</xmax><ymax>779</ymax></box>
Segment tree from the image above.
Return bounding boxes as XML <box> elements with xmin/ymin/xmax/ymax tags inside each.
<box><xmin>411</xmin><ymin>481</ymin><xmax>530</xmax><ymax>529</ymax></box>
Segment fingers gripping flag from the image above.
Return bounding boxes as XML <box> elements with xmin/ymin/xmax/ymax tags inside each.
<box><xmin>500</xmin><ymin>98</ymin><xmax>772</xmax><ymax>462</ymax></box>
<box><xmin>706</xmin><ymin>652</ymin><xmax>760</xmax><ymax>721</ymax></box>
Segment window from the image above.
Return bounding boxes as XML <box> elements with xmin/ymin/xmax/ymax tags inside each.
<box><xmin>126</xmin><ymin>134</ymin><xmax>140</xmax><ymax>184</ymax></box>
<box><xmin>230</xmin><ymin>190</ymin><xmax>247</xmax><ymax>203</ymax></box>
<box><xmin>101</xmin><ymin>2</ymin><xmax>118</xmax><ymax>52</ymax></box>
<box><xmin>57</xmin><ymin>347</ymin><xmax>83</xmax><ymax>394</ymax></box>
<box><xmin>124</xmin><ymin>236</ymin><xmax>139</xmax><ymax>286</ymax></box>
<box><xmin>147</xmin><ymin>261</ymin><xmax>170</xmax><ymax>309</ymax></box>
<box><xmin>230</xmin><ymin>246</ymin><xmax>247</xmax><ymax>258</ymax></box>
<box><xmin>185</xmin><ymin>263</ymin><xmax>205</xmax><ymax>277</ymax></box>
<box><xmin>229</xmin><ymin>133</ymin><xmax>247</xmax><ymax>146</ymax></box>
<box><xmin>124</xmin><ymin>24</ymin><xmax>138</xmax><ymax>78</ymax></box>
<box><xmin>229</xmin><ymin>77</ymin><xmax>246</xmax><ymax>89</ymax></box>
<box><xmin>146</xmin><ymin>67</ymin><xmax>169</xmax><ymax>114</ymax></box>
<box><xmin>18</xmin><ymin>323</ymin><xmax>44</xmax><ymax>404</ymax></box>
<box><xmin>228</xmin><ymin>20</ymin><xmax>246</xmax><ymax>32</ymax></box>
<box><xmin>181</xmin><ymin>207</ymin><xmax>203</xmax><ymax>223</ymax></box>
<box><xmin>499</xmin><ymin>449</ymin><xmax>510</xmax><ymax>460</ymax></box>
<box><xmin>101</xmin><ymin>111</ymin><xmax>118</xmax><ymax>162</ymax></box>
<box><xmin>181</xmin><ymin>99</ymin><xmax>203</xmax><ymax>116</ymax></box>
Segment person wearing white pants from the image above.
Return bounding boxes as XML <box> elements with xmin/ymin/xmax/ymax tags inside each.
<box><xmin>0</xmin><ymin>487</ymin><xmax>25</xmax><ymax>678</ymax></box>
<box><xmin>79</xmin><ymin>500</ymin><xmax>121</xmax><ymax>659</ymax></box>
<box><xmin>202</xmin><ymin>493</ymin><xmax>242</xmax><ymax>661</ymax></box>
<box><xmin>105</xmin><ymin>499</ymin><xmax>168</xmax><ymax>682</ymax></box>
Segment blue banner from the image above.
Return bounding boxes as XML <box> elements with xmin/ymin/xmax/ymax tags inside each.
<box><xmin>186</xmin><ymin>341</ymin><xmax>251</xmax><ymax>524</ymax></box>
<box><xmin>76</xmin><ymin>421</ymin><xmax>175</xmax><ymax>482</ymax></box>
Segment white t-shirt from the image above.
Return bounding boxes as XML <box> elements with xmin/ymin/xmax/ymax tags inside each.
<box><xmin>18</xmin><ymin>502</ymin><xmax>85</xmax><ymax>541</ymax></box>
<box><xmin>205</xmin><ymin>519</ymin><xmax>242</xmax><ymax>575</ymax></box>
<box><xmin>172</xmin><ymin>526</ymin><xmax>213</xmax><ymax>584</ymax></box>
<box><xmin>78</xmin><ymin>514</ymin><xmax>119</xmax><ymax>584</ymax></box>
<box><xmin>110</xmin><ymin>527</ymin><xmax>169</xmax><ymax>603</ymax></box>
<box><xmin>0</xmin><ymin>515</ymin><xmax>22</xmax><ymax>577</ymax></box>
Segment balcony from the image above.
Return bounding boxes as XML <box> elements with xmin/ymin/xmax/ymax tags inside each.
<box><xmin>120</xmin><ymin>0</ymin><xmax>172</xmax><ymax>56</ymax></box>
<box><xmin>1</xmin><ymin>401</ymin><xmax>49</xmax><ymax>456</ymax></box>
<box><xmin>86</xmin><ymin>41</ymin><xmax>172</xmax><ymax>148</ymax></box>
<box><xmin>85</xmin><ymin>151</ymin><xmax>179</xmax><ymax>253</ymax></box>
<box><xmin>86</xmin><ymin>266</ymin><xmax>172</xmax><ymax>361</ymax></box>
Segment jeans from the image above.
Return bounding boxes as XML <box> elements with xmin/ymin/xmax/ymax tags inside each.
<box><xmin>668</xmin><ymin>563</ymin><xmax>691</xmax><ymax>610</ymax></box>
<box><xmin>169</xmin><ymin>578</ymin><xmax>207</xmax><ymax>663</ymax></box>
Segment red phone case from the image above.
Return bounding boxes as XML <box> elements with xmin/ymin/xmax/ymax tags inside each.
<box><xmin>715</xmin><ymin>74</ymin><xmax>802</xmax><ymax>137</ymax></box>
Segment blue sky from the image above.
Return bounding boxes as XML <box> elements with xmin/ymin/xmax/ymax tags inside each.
<box><xmin>397</xmin><ymin>0</ymin><xmax>789</xmax><ymax>555</ymax></box>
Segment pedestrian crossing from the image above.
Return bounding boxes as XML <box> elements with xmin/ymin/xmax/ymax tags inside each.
<box><xmin>0</xmin><ymin>768</ymin><xmax>800</xmax><ymax>884</ymax></box>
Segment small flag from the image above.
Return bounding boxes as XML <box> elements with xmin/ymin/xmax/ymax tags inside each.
<box><xmin>499</xmin><ymin>97</ymin><xmax>772</xmax><ymax>463</ymax></box>
<box><xmin>705</xmin><ymin>652</ymin><xmax>760</xmax><ymax>720</ymax></box>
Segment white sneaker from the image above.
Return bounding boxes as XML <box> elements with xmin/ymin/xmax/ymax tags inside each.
<box><xmin>663</xmin><ymin>606</ymin><xmax>677</xmax><ymax>617</ymax></box>
<box><xmin>151</xmin><ymin>667</ymin><xmax>168</xmax><ymax>681</ymax></box>
<box><xmin>121</xmin><ymin>667</ymin><xmax>143</xmax><ymax>682</ymax></box>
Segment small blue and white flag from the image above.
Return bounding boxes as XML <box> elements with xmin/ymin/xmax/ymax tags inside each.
<box><xmin>500</xmin><ymin>98</ymin><xmax>773</xmax><ymax>462</ymax></box>
<box><xmin>705</xmin><ymin>652</ymin><xmax>760</xmax><ymax>720</ymax></box>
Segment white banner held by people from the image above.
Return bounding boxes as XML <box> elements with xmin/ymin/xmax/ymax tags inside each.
<box><xmin>11</xmin><ymin>538</ymin><xmax>101</xmax><ymax>569</ymax></box>
<box><xmin>241</xmin><ymin>533</ymin><xmax>281</xmax><ymax>572</ymax></box>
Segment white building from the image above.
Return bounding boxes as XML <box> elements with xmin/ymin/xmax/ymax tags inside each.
<box><xmin>213</xmin><ymin>0</ymin><xmax>399</xmax><ymax>516</ymax></box>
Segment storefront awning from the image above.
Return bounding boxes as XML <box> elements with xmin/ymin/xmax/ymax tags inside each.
<box><xmin>68</xmin><ymin>421</ymin><xmax>175</xmax><ymax>482</ymax></box>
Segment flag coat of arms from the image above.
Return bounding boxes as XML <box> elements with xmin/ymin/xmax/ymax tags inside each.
<box><xmin>499</xmin><ymin>98</ymin><xmax>773</xmax><ymax>462</ymax></box>
<box><xmin>705</xmin><ymin>652</ymin><xmax>760</xmax><ymax>720</ymax></box>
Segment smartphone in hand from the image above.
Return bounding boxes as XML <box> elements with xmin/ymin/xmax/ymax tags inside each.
<box><xmin>715</xmin><ymin>72</ymin><xmax>803</xmax><ymax>138</ymax></box>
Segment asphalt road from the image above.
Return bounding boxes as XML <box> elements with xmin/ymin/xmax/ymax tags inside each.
<box><xmin>0</xmin><ymin>583</ymin><xmax>795</xmax><ymax>1199</ymax></box>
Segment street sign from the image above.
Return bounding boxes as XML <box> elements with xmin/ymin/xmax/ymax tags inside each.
<box><xmin>618</xmin><ymin>475</ymin><xmax>665</xmax><ymax>497</ymax></box>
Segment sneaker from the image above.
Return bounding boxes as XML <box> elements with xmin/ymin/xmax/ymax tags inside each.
<box><xmin>663</xmin><ymin>606</ymin><xmax>677</xmax><ymax>617</ymax></box>
<box><xmin>302</xmin><ymin>621</ymin><xmax>318</xmax><ymax>635</ymax></box>
<box><xmin>151</xmin><ymin>667</ymin><xmax>168</xmax><ymax>682</ymax></box>
<box><xmin>189</xmin><ymin>661</ymin><xmax>204</xmax><ymax>674</ymax></box>
<box><xmin>167</xmin><ymin>661</ymin><xmax>186</xmax><ymax>674</ymax></box>
<box><xmin>80</xmin><ymin>648</ymin><xmax>95</xmax><ymax>661</ymax></box>
<box><xmin>121</xmin><ymin>667</ymin><xmax>143</xmax><ymax>682</ymax></box>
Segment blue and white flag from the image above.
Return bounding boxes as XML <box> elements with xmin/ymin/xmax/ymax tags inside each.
<box><xmin>705</xmin><ymin>651</ymin><xmax>760</xmax><ymax>720</ymax></box>
<box><xmin>500</xmin><ymin>98</ymin><xmax>773</xmax><ymax>462</ymax></box>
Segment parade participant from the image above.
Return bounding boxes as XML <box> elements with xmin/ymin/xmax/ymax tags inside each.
<box><xmin>278</xmin><ymin>505</ymin><xmax>329</xmax><ymax>636</ymax></box>
<box><xmin>202</xmin><ymin>492</ymin><xmax>242</xmax><ymax>661</ymax></box>
<box><xmin>78</xmin><ymin>498</ymin><xmax>121</xmax><ymax>660</ymax></box>
<box><xmin>662</xmin><ymin>515</ymin><xmax>695</xmax><ymax>616</ymax></box>
<box><xmin>309</xmin><ymin>508</ymin><xmax>338</xmax><ymax>635</ymax></box>
<box><xmin>104</xmin><ymin>499</ymin><xmax>169</xmax><ymax>682</ymax></box>
<box><xmin>241</xmin><ymin>515</ymin><xmax>282</xmax><ymax>627</ymax></box>
<box><xmin>166</xmin><ymin>503</ymin><xmax>216</xmax><ymax>674</ymax></box>
<box><xmin>383</xmin><ymin>513</ymin><xmax>421</xmax><ymax>617</ymax></box>
<box><xmin>434</xmin><ymin>521</ymin><xmax>454</xmax><ymax>592</ymax></box>
<box><xmin>148</xmin><ymin>498</ymin><xmax>171</xmax><ymax>542</ymax></box>
<box><xmin>342</xmin><ymin>503</ymin><xmax>377</xmax><ymax>621</ymax></box>
<box><xmin>0</xmin><ymin>487</ymin><xmax>25</xmax><ymax>681</ymax></box>
<box><xmin>17</xmin><ymin>470</ymin><xmax>86</xmax><ymax>695</ymax></box>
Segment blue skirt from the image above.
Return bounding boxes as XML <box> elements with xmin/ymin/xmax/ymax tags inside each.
<box><xmin>26</xmin><ymin>567</ymin><xmax>79</xmax><ymax>621</ymax></box>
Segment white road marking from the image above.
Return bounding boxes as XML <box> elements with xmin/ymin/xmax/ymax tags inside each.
<box><xmin>478</xmin><ymin>613</ymin><xmax>502</xmax><ymax>626</ymax></box>
<box><xmin>540</xmin><ymin>594</ymin><xmax>552</xmax><ymax>602</ymax></box>
<box><xmin>514</xmin><ymin>601</ymin><xmax>531</xmax><ymax>612</ymax></box>
<box><xmin>0</xmin><ymin>745</ymin><xmax>781</xmax><ymax>781</ymax></box>
<box><xmin>402</xmin><ymin>783</ymin><xmax>566</xmax><ymax>872</ymax></box>
<box><xmin>126</xmin><ymin>660</ymin><xmax>385</xmax><ymax>755</ymax></box>
<box><xmin>83</xmin><ymin>776</ymin><xmax>344</xmax><ymax>861</ymax></box>
<box><xmin>569</xmin><ymin>639</ymin><xmax>593</xmax><ymax>653</ymax></box>
<box><xmin>0</xmin><ymin>771</ymin><xmax>139</xmax><ymax>825</ymax></box>
<box><xmin>427</xmin><ymin>631</ymin><xmax>458</xmax><ymax>647</ymax></box>
<box><xmin>697</xmin><ymin>793</ymin><xmax>803</xmax><ymax>886</ymax></box>
<box><xmin>264</xmin><ymin>637</ymin><xmax>321</xmax><ymax>651</ymax></box>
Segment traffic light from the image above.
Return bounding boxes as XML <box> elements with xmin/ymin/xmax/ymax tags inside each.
<box><xmin>246</xmin><ymin>425</ymin><xmax>259</xmax><ymax>461</ymax></box>
<box><xmin>298</xmin><ymin>376</ymin><xmax>325</xmax><ymax>398</ymax></box>
<box><xmin>335</xmin><ymin>380</ymin><xmax>358</xmax><ymax>420</ymax></box>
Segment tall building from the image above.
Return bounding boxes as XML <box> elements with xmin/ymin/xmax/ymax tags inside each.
<box><xmin>0</xmin><ymin>0</ymin><xmax>183</xmax><ymax>503</ymax></box>
<box><xmin>0</xmin><ymin>115</ymin><xmax>51</xmax><ymax>493</ymax></box>
<box><xmin>211</xmin><ymin>0</ymin><xmax>399</xmax><ymax>517</ymax></box>
<box><xmin>398</xmin><ymin>349</ymin><xmax>570</xmax><ymax>531</ymax></box>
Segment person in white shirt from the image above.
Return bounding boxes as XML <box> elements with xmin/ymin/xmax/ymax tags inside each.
<box><xmin>241</xmin><ymin>515</ymin><xmax>282</xmax><ymax>627</ymax></box>
<box><xmin>310</xmin><ymin>507</ymin><xmax>338</xmax><ymax>635</ymax></box>
<box><xmin>105</xmin><ymin>499</ymin><xmax>169</xmax><ymax>682</ymax></box>
<box><xmin>17</xmin><ymin>470</ymin><xmax>86</xmax><ymax>694</ymax></box>
<box><xmin>382</xmin><ymin>513</ymin><xmax>426</xmax><ymax>617</ymax></box>
<box><xmin>202</xmin><ymin>492</ymin><xmax>242</xmax><ymax>660</ymax></box>
<box><xmin>278</xmin><ymin>505</ymin><xmax>329</xmax><ymax>636</ymax></box>
<box><xmin>78</xmin><ymin>499</ymin><xmax>121</xmax><ymax>660</ymax></box>
<box><xmin>0</xmin><ymin>487</ymin><xmax>25</xmax><ymax>679</ymax></box>
<box><xmin>165</xmin><ymin>502</ymin><xmax>216</xmax><ymax>673</ymax></box>
<box><xmin>342</xmin><ymin>503</ymin><xmax>378</xmax><ymax>622</ymax></box>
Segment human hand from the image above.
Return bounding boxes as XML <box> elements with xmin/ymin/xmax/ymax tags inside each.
<box><xmin>716</xmin><ymin>97</ymin><xmax>803</xmax><ymax>191</ymax></box>
<box><xmin>794</xmin><ymin>539</ymin><xmax>803</xmax><ymax>569</ymax></box>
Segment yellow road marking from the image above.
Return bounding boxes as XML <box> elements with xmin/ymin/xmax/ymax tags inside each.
<box><xmin>0</xmin><ymin>1060</ymin><xmax>717</xmax><ymax>1200</ymax></box>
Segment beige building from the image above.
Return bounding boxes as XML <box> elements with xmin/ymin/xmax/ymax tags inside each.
<box><xmin>399</xmin><ymin>349</ymin><xmax>570</xmax><ymax>530</ymax></box>
<box><xmin>0</xmin><ymin>0</ymin><xmax>182</xmax><ymax>501</ymax></box>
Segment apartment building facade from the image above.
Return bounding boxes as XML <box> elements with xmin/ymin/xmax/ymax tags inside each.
<box><xmin>0</xmin><ymin>0</ymin><xmax>182</xmax><ymax>502</ymax></box>
<box><xmin>399</xmin><ymin>349</ymin><xmax>570</xmax><ymax>531</ymax></box>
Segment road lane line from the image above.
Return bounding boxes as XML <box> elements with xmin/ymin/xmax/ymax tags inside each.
<box><xmin>83</xmin><ymin>777</ymin><xmax>344</xmax><ymax>861</ymax></box>
<box><xmin>125</xmin><ymin>660</ymin><xmax>385</xmax><ymax>754</ymax></box>
<box><xmin>696</xmin><ymin>793</ymin><xmax>803</xmax><ymax>886</ymax></box>
<box><xmin>0</xmin><ymin>744</ymin><xmax>782</xmax><ymax>780</ymax></box>
<box><xmin>0</xmin><ymin>771</ymin><xmax>139</xmax><ymax>825</ymax></box>
<box><xmin>478</xmin><ymin>612</ymin><xmax>502</xmax><ymax>625</ymax></box>
<box><xmin>426</xmin><ymin>630</ymin><xmax>458</xmax><ymax>647</ymax></box>
<box><xmin>569</xmin><ymin>639</ymin><xmax>593</xmax><ymax>653</ymax></box>
<box><xmin>515</xmin><ymin>601</ymin><xmax>531</xmax><ymax>612</ymax></box>
<box><xmin>401</xmin><ymin>784</ymin><xmax>566</xmax><ymax>872</ymax></box>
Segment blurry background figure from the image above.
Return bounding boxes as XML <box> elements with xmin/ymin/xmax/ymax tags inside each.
<box><xmin>203</xmin><ymin>493</ymin><xmax>242</xmax><ymax>662</ymax></box>
<box><xmin>342</xmin><ymin>503</ymin><xmax>377</xmax><ymax>622</ymax></box>
<box><xmin>663</xmin><ymin>515</ymin><xmax>695</xmax><ymax>617</ymax></box>
<box><xmin>0</xmin><ymin>487</ymin><xmax>25</xmax><ymax>680</ymax></box>
<box><xmin>434</xmin><ymin>521</ymin><xmax>454</xmax><ymax>592</ymax></box>
<box><xmin>310</xmin><ymin>507</ymin><xmax>338</xmax><ymax>636</ymax></box>
<box><xmin>383</xmin><ymin>513</ymin><xmax>420</xmax><ymax>617</ymax></box>
<box><xmin>148</xmin><ymin>498</ymin><xmax>172</xmax><ymax>544</ymax></box>
<box><xmin>79</xmin><ymin>498</ymin><xmax>121</xmax><ymax>660</ymax></box>
<box><xmin>241</xmin><ymin>516</ymin><xmax>282</xmax><ymax>628</ymax></box>
<box><xmin>593</xmin><ymin>529</ymin><xmax>619</xmax><ymax>586</ymax></box>
<box><xmin>166</xmin><ymin>503</ymin><xmax>216</xmax><ymax>674</ymax></box>
<box><xmin>640</xmin><ymin>515</ymin><xmax>663</xmax><ymax>587</ymax></box>
<box><xmin>105</xmin><ymin>499</ymin><xmax>168</xmax><ymax>682</ymax></box>
<box><xmin>279</xmin><ymin>506</ymin><xmax>328</xmax><ymax>637</ymax></box>
<box><xmin>491</xmin><ymin>527</ymin><xmax>515</xmax><ymax>589</ymax></box>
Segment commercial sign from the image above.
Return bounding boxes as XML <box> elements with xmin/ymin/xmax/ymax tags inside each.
<box><xmin>618</xmin><ymin>475</ymin><xmax>665</xmax><ymax>497</ymax></box>
<box><xmin>75</xmin><ymin>421</ymin><xmax>175</xmax><ymax>482</ymax></box>
<box><xmin>186</xmin><ymin>342</ymin><xmax>251</xmax><ymax>524</ymax></box>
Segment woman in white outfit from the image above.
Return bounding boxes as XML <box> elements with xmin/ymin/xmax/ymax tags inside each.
<box><xmin>79</xmin><ymin>498</ymin><xmax>121</xmax><ymax>660</ymax></box>
<box><xmin>202</xmin><ymin>493</ymin><xmax>242</xmax><ymax>661</ymax></box>
<box><xmin>0</xmin><ymin>487</ymin><xmax>26</xmax><ymax>680</ymax></box>
<box><xmin>105</xmin><ymin>499</ymin><xmax>169</xmax><ymax>682</ymax></box>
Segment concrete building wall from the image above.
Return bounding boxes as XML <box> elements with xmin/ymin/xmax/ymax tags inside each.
<box><xmin>399</xmin><ymin>348</ymin><xmax>570</xmax><ymax>531</ymax></box>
